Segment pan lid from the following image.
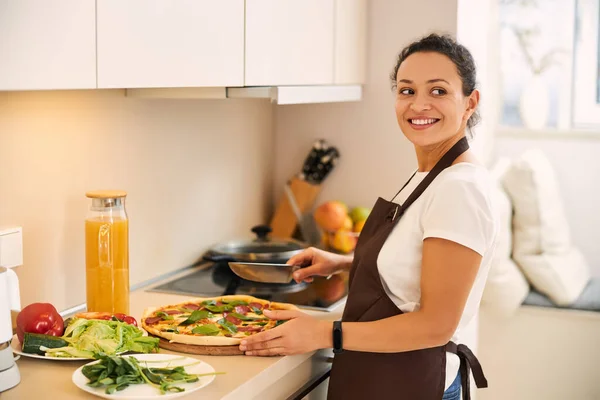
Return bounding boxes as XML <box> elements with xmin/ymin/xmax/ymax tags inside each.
<box><xmin>210</xmin><ymin>225</ymin><xmax>307</xmax><ymax>260</ymax></box>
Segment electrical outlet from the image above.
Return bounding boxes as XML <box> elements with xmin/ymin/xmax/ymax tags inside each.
<box><xmin>0</xmin><ymin>227</ymin><xmax>23</xmax><ymax>268</ymax></box>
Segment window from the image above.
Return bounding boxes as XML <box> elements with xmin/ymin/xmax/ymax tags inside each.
<box><xmin>572</xmin><ymin>0</ymin><xmax>600</xmax><ymax>127</ymax></box>
<box><xmin>498</xmin><ymin>0</ymin><xmax>600</xmax><ymax>130</ymax></box>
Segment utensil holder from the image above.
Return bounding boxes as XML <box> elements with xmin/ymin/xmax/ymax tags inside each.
<box><xmin>270</xmin><ymin>177</ymin><xmax>322</xmax><ymax>241</ymax></box>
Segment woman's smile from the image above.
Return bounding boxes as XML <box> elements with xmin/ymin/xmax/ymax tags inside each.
<box><xmin>393</xmin><ymin>52</ymin><xmax>478</xmax><ymax>150</ymax></box>
<box><xmin>408</xmin><ymin>117</ymin><xmax>441</xmax><ymax>130</ymax></box>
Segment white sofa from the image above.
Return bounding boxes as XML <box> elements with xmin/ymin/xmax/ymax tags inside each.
<box><xmin>475</xmin><ymin>150</ymin><xmax>600</xmax><ymax>400</ymax></box>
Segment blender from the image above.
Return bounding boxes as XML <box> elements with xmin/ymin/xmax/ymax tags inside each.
<box><xmin>0</xmin><ymin>227</ymin><xmax>22</xmax><ymax>393</ymax></box>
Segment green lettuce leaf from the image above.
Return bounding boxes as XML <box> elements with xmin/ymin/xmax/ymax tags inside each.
<box><xmin>47</xmin><ymin>318</ymin><xmax>158</xmax><ymax>358</ymax></box>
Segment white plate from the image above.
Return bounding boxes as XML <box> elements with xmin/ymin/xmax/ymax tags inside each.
<box><xmin>11</xmin><ymin>329</ymin><xmax>149</xmax><ymax>361</ymax></box>
<box><xmin>72</xmin><ymin>354</ymin><xmax>217</xmax><ymax>399</ymax></box>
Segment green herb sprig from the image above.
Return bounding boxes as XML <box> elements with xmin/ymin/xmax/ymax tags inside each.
<box><xmin>81</xmin><ymin>355</ymin><xmax>224</xmax><ymax>395</ymax></box>
<box><xmin>155</xmin><ymin>311</ymin><xmax>174</xmax><ymax>320</ymax></box>
<box><xmin>178</xmin><ymin>310</ymin><xmax>213</xmax><ymax>326</ymax></box>
<box><xmin>228</xmin><ymin>312</ymin><xmax>267</xmax><ymax>322</ymax></box>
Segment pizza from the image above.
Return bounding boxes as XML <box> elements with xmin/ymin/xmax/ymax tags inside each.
<box><xmin>141</xmin><ymin>295</ymin><xmax>298</xmax><ymax>346</ymax></box>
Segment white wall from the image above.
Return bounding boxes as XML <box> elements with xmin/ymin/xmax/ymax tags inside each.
<box><xmin>457</xmin><ymin>0</ymin><xmax>501</xmax><ymax>164</ymax></box>
<box><xmin>0</xmin><ymin>90</ymin><xmax>274</xmax><ymax>311</ymax></box>
<box><xmin>495</xmin><ymin>135</ymin><xmax>600</xmax><ymax>276</ymax></box>
<box><xmin>273</xmin><ymin>0</ymin><xmax>459</xmax><ymax>211</ymax></box>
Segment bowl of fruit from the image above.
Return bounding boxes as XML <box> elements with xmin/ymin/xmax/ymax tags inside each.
<box><xmin>313</xmin><ymin>201</ymin><xmax>371</xmax><ymax>254</ymax></box>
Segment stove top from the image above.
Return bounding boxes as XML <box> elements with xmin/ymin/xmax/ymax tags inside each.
<box><xmin>148</xmin><ymin>262</ymin><xmax>348</xmax><ymax>312</ymax></box>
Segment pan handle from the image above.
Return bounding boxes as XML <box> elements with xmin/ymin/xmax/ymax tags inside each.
<box><xmin>203</xmin><ymin>254</ymin><xmax>236</xmax><ymax>263</ymax></box>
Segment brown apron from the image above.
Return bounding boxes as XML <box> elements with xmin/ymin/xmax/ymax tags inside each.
<box><xmin>327</xmin><ymin>137</ymin><xmax>487</xmax><ymax>400</ymax></box>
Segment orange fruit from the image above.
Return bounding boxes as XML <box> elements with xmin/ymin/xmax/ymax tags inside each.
<box><xmin>314</xmin><ymin>201</ymin><xmax>348</xmax><ymax>231</ymax></box>
<box><xmin>353</xmin><ymin>220</ymin><xmax>366</xmax><ymax>233</ymax></box>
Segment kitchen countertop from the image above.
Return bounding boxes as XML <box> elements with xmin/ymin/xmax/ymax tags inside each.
<box><xmin>4</xmin><ymin>266</ymin><xmax>343</xmax><ymax>399</ymax></box>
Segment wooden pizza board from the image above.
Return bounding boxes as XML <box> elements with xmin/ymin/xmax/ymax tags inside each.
<box><xmin>155</xmin><ymin>336</ymin><xmax>244</xmax><ymax>356</ymax></box>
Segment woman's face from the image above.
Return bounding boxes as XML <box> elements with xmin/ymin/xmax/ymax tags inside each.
<box><xmin>394</xmin><ymin>52</ymin><xmax>478</xmax><ymax>148</ymax></box>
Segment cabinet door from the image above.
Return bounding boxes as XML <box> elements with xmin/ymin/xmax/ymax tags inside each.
<box><xmin>334</xmin><ymin>0</ymin><xmax>367</xmax><ymax>84</ymax></box>
<box><xmin>245</xmin><ymin>0</ymin><xmax>335</xmax><ymax>86</ymax></box>
<box><xmin>97</xmin><ymin>0</ymin><xmax>244</xmax><ymax>89</ymax></box>
<box><xmin>0</xmin><ymin>0</ymin><xmax>96</xmax><ymax>90</ymax></box>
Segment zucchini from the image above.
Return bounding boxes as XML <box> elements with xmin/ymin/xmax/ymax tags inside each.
<box><xmin>22</xmin><ymin>333</ymin><xmax>69</xmax><ymax>355</ymax></box>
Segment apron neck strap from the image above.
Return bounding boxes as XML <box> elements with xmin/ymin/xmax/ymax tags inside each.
<box><xmin>389</xmin><ymin>136</ymin><xmax>470</xmax><ymax>219</ymax></box>
<box><xmin>390</xmin><ymin>169</ymin><xmax>418</xmax><ymax>202</ymax></box>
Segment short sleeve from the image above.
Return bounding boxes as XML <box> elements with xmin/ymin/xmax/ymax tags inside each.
<box><xmin>421</xmin><ymin>177</ymin><xmax>495</xmax><ymax>256</ymax></box>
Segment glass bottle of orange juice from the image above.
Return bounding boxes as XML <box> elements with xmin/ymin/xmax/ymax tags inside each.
<box><xmin>85</xmin><ymin>190</ymin><xmax>129</xmax><ymax>314</ymax></box>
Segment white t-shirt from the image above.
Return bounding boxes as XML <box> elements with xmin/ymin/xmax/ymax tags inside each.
<box><xmin>377</xmin><ymin>162</ymin><xmax>498</xmax><ymax>391</ymax></box>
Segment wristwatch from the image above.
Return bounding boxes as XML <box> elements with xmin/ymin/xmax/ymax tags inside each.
<box><xmin>332</xmin><ymin>320</ymin><xmax>343</xmax><ymax>354</ymax></box>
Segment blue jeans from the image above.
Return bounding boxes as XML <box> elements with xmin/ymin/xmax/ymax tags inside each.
<box><xmin>442</xmin><ymin>372</ymin><xmax>461</xmax><ymax>400</ymax></box>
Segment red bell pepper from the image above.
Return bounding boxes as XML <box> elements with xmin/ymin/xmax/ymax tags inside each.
<box><xmin>16</xmin><ymin>303</ymin><xmax>64</xmax><ymax>343</ymax></box>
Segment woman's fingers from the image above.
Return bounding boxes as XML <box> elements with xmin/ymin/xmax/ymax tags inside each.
<box><xmin>241</xmin><ymin>327</ymin><xmax>281</xmax><ymax>348</ymax></box>
<box><xmin>242</xmin><ymin>337</ymin><xmax>286</xmax><ymax>353</ymax></box>
<box><xmin>245</xmin><ymin>347</ymin><xmax>287</xmax><ymax>356</ymax></box>
<box><xmin>286</xmin><ymin>249</ymin><xmax>315</xmax><ymax>267</ymax></box>
<box><xmin>240</xmin><ymin>314</ymin><xmax>325</xmax><ymax>357</ymax></box>
<box><xmin>292</xmin><ymin>264</ymin><xmax>324</xmax><ymax>282</ymax></box>
<box><xmin>288</xmin><ymin>247</ymin><xmax>337</xmax><ymax>283</ymax></box>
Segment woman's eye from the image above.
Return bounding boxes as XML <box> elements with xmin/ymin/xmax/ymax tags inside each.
<box><xmin>431</xmin><ymin>88</ymin><xmax>447</xmax><ymax>96</ymax></box>
<box><xmin>399</xmin><ymin>88</ymin><xmax>414</xmax><ymax>95</ymax></box>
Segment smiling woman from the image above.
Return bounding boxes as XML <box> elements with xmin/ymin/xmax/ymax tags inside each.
<box><xmin>390</xmin><ymin>34</ymin><xmax>480</xmax><ymax>148</ymax></box>
<box><xmin>240</xmin><ymin>33</ymin><xmax>496</xmax><ymax>400</ymax></box>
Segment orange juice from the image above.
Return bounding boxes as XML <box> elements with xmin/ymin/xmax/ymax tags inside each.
<box><xmin>85</xmin><ymin>217</ymin><xmax>129</xmax><ymax>314</ymax></box>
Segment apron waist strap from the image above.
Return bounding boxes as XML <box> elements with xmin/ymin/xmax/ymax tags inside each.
<box><xmin>445</xmin><ymin>341</ymin><xmax>488</xmax><ymax>400</ymax></box>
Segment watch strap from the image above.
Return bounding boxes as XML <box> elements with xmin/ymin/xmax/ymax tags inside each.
<box><xmin>332</xmin><ymin>320</ymin><xmax>343</xmax><ymax>354</ymax></box>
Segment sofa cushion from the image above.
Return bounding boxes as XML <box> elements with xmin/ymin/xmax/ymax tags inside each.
<box><xmin>523</xmin><ymin>277</ymin><xmax>600</xmax><ymax>312</ymax></box>
<box><xmin>481</xmin><ymin>158</ymin><xmax>530</xmax><ymax>316</ymax></box>
<box><xmin>502</xmin><ymin>149</ymin><xmax>590</xmax><ymax>306</ymax></box>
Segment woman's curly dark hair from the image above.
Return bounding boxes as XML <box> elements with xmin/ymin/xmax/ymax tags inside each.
<box><xmin>390</xmin><ymin>33</ymin><xmax>480</xmax><ymax>133</ymax></box>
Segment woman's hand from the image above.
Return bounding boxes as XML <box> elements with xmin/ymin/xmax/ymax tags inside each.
<box><xmin>287</xmin><ymin>247</ymin><xmax>353</xmax><ymax>283</ymax></box>
<box><xmin>239</xmin><ymin>309</ymin><xmax>332</xmax><ymax>356</ymax></box>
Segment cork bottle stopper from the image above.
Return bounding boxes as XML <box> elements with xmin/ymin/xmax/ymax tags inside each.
<box><xmin>85</xmin><ymin>190</ymin><xmax>127</xmax><ymax>199</ymax></box>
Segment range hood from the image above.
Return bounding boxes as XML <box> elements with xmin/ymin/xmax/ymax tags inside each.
<box><xmin>125</xmin><ymin>85</ymin><xmax>362</xmax><ymax>105</ymax></box>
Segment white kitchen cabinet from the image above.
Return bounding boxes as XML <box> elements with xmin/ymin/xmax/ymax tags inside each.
<box><xmin>245</xmin><ymin>0</ymin><xmax>336</xmax><ymax>86</ymax></box>
<box><xmin>97</xmin><ymin>0</ymin><xmax>244</xmax><ymax>89</ymax></box>
<box><xmin>334</xmin><ymin>0</ymin><xmax>367</xmax><ymax>84</ymax></box>
<box><xmin>0</xmin><ymin>0</ymin><xmax>96</xmax><ymax>91</ymax></box>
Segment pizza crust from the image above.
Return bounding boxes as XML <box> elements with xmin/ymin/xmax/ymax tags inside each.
<box><xmin>142</xmin><ymin>295</ymin><xmax>298</xmax><ymax>346</ymax></box>
<box><xmin>156</xmin><ymin>331</ymin><xmax>243</xmax><ymax>346</ymax></box>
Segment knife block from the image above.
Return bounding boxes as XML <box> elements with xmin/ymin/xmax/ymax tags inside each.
<box><xmin>270</xmin><ymin>177</ymin><xmax>322</xmax><ymax>240</ymax></box>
